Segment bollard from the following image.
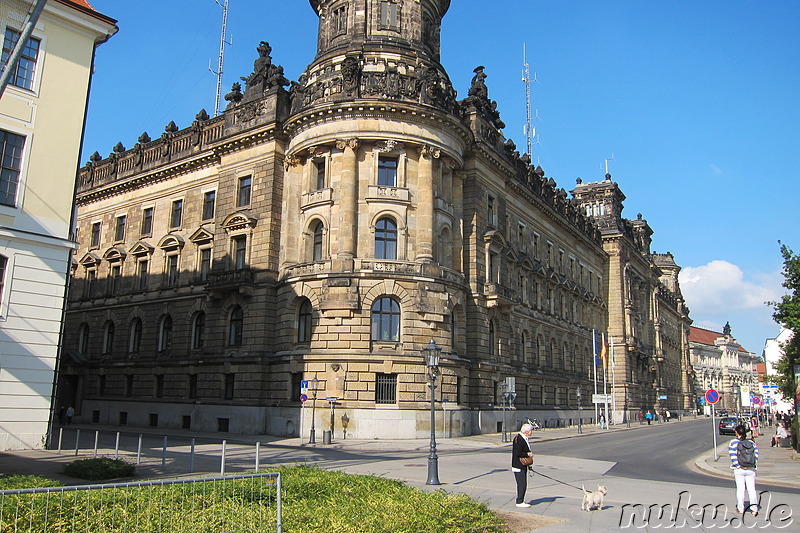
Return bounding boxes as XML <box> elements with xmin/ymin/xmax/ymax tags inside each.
<box><xmin>220</xmin><ymin>440</ymin><xmax>227</xmax><ymax>476</ymax></box>
<box><xmin>322</xmin><ymin>430</ymin><xmax>331</xmax><ymax>444</ymax></box>
<box><xmin>74</xmin><ymin>429</ymin><xmax>80</xmax><ymax>456</ymax></box>
<box><xmin>57</xmin><ymin>428</ymin><xmax>63</xmax><ymax>454</ymax></box>
<box><xmin>93</xmin><ymin>430</ymin><xmax>99</xmax><ymax>458</ymax></box>
<box><xmin>190</xmin><ymin>438</ymin><xmax>195</xmax><ymax>473</ymax></box>
<box><xmin>115</xmin><ymin>432</ymin><xmax>120</xmax><ymax>460</ymax></box>
<box><xmin>136</xmin><ymin>434</ymin><xmax>142</xmax><ymax>465</ymax></box>
<box><xmin>161</xmin><ymin>436</ymin><xmax>168</xmax><ymax>468</ymax></box>
<box><xmin>255</xmin><ymin>442</ymin><xmax>260</xmax><ymax>472</ymax></box>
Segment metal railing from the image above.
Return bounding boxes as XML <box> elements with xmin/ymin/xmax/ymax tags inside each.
<box><xmin>0</xmin><ymin>473</ymin><xmax>281</xmax><ymax>533</ymax></box>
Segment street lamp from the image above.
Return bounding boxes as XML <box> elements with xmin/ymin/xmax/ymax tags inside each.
<box><xmin>422</xmin><ymin>338</ymin><xmax>442</xmax><ymax>486</ymax></box>
<box><xmin>500</xmin><ymin>381</ymin><xmax>508</xmax><ymax>443</ymax></box>
<box><xmin>309</xmin><ymin>374</ymin><xmax>319</xmax><ymax>444</ymax></box>
<box><xmin>576</xmin><ymin>387</ymin><xmax>583</xmax><ymax>434</ymax></box>
<box><xmin>626</xmin><ymin>391</ymin><xmax>632</xmax><ymax>428</ymax></box>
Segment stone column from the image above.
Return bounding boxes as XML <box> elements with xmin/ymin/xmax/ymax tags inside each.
<box><xmin>335</xmin><ymin>138</ymin><xmax>359</xmax><ymax>271</ymax></box>
<box><xmin>416</xmin><ymin>145</ymin><xmax>439</xmax><ymax>262</ymax></box>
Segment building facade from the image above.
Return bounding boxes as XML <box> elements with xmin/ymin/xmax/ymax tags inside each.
<box><xmin>0</xmin><ymin>0</ymin><xmax>116</xmax><ymax>450</ymax></box>
<box><xmin>571</xmin><ymin>177</ymin><xmax>694</xmax><ymax>419</ymax></box>
<box><xmin>60</xmin><ymin>0</ymin><xmax>690</xmax><ymax>439</ymax></box>
<box><xmin>690</xmin><ymin>324</ymin><xmax>760</xmax><ymax>413</ymax></box>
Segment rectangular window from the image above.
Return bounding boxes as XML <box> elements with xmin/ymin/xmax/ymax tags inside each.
<box><xmin>110</xmin><ymin>264</ymin><xmax>122</xmax><ymax>293</ymax></box>
<box><xmin>377</xmin><ymin>156</ymin><xmax>397</xmax><ymax>187</ymax></box>
<box><xmin>155</xmin><ymin>374</ymin><xmax>164</xmax><ymax>398</ymax></box>
<box><xmin>2</xmin><ymin>28</ymin><xmax>40</xmax><ymax>91</ymax></box>
<box><xmin>188</xmin><ymin>374</ymin><xmax>198</xmax><ymax>399</ymax></box>
<box><xmin>333</xmin><ymin>6</ymin><xmax>347</xmax><ymax>34</ymax></box>
<box><xmin>237</xmin><ymin>176</ymin><xmax>251</xmax><ymax>207</ymax></box>
<box><xmin>85</xmin><ymin>269</ymin><xmax>96</xmax><ymax>298</ymax></box>
<box><xmin>170</xmin><ymin>199</ymin><xmax>183</xmax><ymax>228</ymax></box>
<box><xmin>90</xmin><ymin>222</ymin><xmax>101</xmax><ymax>248</ymax></box>
<box><xmin>98</xmin><ymin>375</ymin><xmax>106</xmax><ymax>396</ymax></box>
<box><xmin>202</xmin><ymin>191</ymin><xmax>216</xmax><ymax>220</ymax></box>
<box><xmin>224</xmin><ymin>373</ymin><xmax>235</xmax><ymax>400</ymax></box>
<box><xmin>199</xmin><ymin>248</ymin><xmax>211</xmax><ymax>281</ymax></box>
<box><xmin>487</xmin><ymin>196</ymin><xmax>495</xmax><ymax>227</ymax></box>
<box><xmin>141</xmin><ymin>207</ymin><xmax>153</xmax><ymax>235</ymax></box>
<box><xmin>166</xmin><ymin>254</ymin><xmax>179</xmax><ymax>286</ymax></box>
<box><xmin>315</xmin><ymin>160</ymin><xmax>326</xmax><ymax>190</ymax></box>
<box><xmin>375</xmin><ymin>373</ymin><xmax>397</xmax><ymax>404</ymax></box>
<box><xmin>149</xmin><ymin>413</ymin><xmax>158</xmax><ymax>427</ymax></box>
<box><xmin>119</xmin><ymin>412</ymin><xmax>128</xmax><ymax>425</ymax></box>
<box><xmin>0</xmin><ymin>129</ymin><xmax>25</xmax><ymax>206</ymax></box>
<box><xmin>114</xmin><ymin>215</ymin><xmax>126</xmax><ymax>242</ymax></box>
<box><xmin>233</xmin><ymin>235</ymin><xmax>247</xmax><ymax>269</ymax></box>
<box><xmin>379</xmin><ymin>1</ymin><xmax>401</xmax><ymax>30</ymax></box>
<box><xmin>182</xmin><ymin>415</ymin><xmax>192</xmax><ymax>430</ymax></box>
<box><xmin>125</xmin><ymin>375</ymin><xmax>134</xmax><ymax>397</ymax></box>
<box><xmin>0</xmin><ymin>255</ymin><xmax>7</xmax><ymax>308</ymax></box>
<box><xmin>137</xmin><ymin>259</ymin><xmax>148</xmax><ymax>290</ymax></box>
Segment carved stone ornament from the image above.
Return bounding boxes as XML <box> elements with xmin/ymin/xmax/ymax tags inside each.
<box><xmin>224</xmin><ymin>82</ymin><xmax>243</xmax><ymax>104</ymax></box>
<box><xmin>418</xmin><ymin>145</ymin><xmax>440</xmax><ymax>159</ymax></box>
<box><xmin>378</xmin><ymin>140</ymin><xmax>399</xmax><ymax>153</ymax></box>
<box><xmin>335</xmin><ymin>138</ymin><xmax>359</xmax><ymax>151</ymax></box>
<box><xmin>284</xmin><ymin>154</ymin><xmax>302</xmax><ymax>170</ymax></box>
<box><xmin>340</xmin><ymin>56</ymin><xmax>361</xmax><ymax>97</ymax></box>
<box><xmin>138</xmin><ymin>132</ymin><xmax>151</xmax><ymax>144</ymax></box>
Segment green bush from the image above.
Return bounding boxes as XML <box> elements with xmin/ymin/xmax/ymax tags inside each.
<box><xmin>0</xmin><ymin>474</ymin><xmax>62</xmax><ymax>490</ymax></box>
<box><xmin>63</xmin><ymin>458</ymin><xmax>135</xmax><ymax>480</ymax></box>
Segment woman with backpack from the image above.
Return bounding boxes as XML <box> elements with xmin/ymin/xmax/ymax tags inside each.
<box><xmin>728</xmin><ymin>424</ymin><xmax>759</xmax><ymax>515</ymax></box>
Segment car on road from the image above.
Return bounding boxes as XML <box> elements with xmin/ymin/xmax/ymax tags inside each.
<box><xmin>717</xmin><ymin>409</ymin><xmax>728</xmax><ymax>417</ymax></box>
<box><xmin>719</xmin><ymin>416</ymin><xmax>746</xmax><ymax>435</ymax></box>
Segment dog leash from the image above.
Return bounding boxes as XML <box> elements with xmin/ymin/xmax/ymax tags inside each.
<box><xmin>529</xmin><ymin>467</ymin><xmax>587</xmax><ymax>492</ymax></box>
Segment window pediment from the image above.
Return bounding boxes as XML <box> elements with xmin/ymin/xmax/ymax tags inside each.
<box><xmin>158</xmin><ymin>234</ymin><xmax>185</xmax><ymax>250</ymax></box>
<box><xmin>483</xmin><ymin>230</ymin><xmax>505</xmax><ymax>250</ymax></box>
<box><xmin>129</xmin><ymin>241</ymin><xmax>155</xmax><ymax>256</ymax></box>
<box><xmin>102</xmin><ymin>246</ymin><xmax>127</xmax><ymax>262</ymax></box>
<box><xmin>190</xmin><ymin>227</ymin><xmax>215</xmax><ymax>244</ymax></box>
<box><xmin>79</xmin><ymin>252</ymin><xmax>101</xmax><ymax>266</ymax></box>
<box><xmin>222</xmin><ymin>212</ymin><xmax>257</xmax><ymax>232</ymax></box>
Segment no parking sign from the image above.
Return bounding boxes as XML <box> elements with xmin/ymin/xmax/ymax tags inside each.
<box><xmin>705</xmin><ymin>389</ymin><xmax>720</xmax><ymax>405</ymax></box>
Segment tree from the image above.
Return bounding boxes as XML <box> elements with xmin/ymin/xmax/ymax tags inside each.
<box><xmin>769</xmin><ymin>243</ymin><xmax>800</xmax><ymax>447</ymax></box>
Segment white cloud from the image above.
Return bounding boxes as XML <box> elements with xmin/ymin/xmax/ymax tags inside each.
<box><xmin>679</xmin><ymin>260</ymin><xmax>782</xmax><ymax>315</ymax></box>
<box><xmin>709</xmin><ymin>164</ymin><xmax>723</xmax><ymax>175</ymax></box>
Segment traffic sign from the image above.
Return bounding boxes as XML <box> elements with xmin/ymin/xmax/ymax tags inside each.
<box><xmin>751</xmin><ymin>396</ymin><xmax>761</xmax><ymax>405</ymax></box>
<box><xmin>326</xmin><ymin>396</ymin><xmax>339</xmax><ymax>402</ymax></box>
<box><xmin>592</xmin><ymin>394</ymin><xmax>611</xmax><ymax>404</ymax></box>
<box><xmin>705</xmin><ymin>389</ymin><xmax>720</xmax><ymax>405</ymax></box>
<box><xmin>300</xmin><ymin>380</ymin><xmax>309</xmax><ymax>394</ymax></box>
<box><xmin>300</xmin><ymin>393</ymin><xmax>308</xmax><ymax>402</ymax></box>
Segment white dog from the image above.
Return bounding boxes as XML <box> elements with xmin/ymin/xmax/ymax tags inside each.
<box><xmin>581</xmin><ymin>484</ymin><xmax>608</xmax><ymax>511</ymax></box>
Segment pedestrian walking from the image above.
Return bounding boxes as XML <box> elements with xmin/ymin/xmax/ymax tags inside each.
<box><xmin>645</xmin><ymin>411</ymin><xmax>652</xmax><ymax>425</ymax></box>
<box><xmin>729</xmin><ymin>424</ymin><xmax>759</xmax><ymax>515</ymax></box>
<box><xmin>66</xmin><ymin>406</ymin><xmax>74</xmax><ymax>425</ymax></box>
<box><xmin>57</xmin><ymin>406</ymin><xmax>65</xmax><ymax>425</ymax></box>
<box><xmin>511</xmin><ymin>423</ymin><xmax>534</xmax><ymax>508</ymax></box>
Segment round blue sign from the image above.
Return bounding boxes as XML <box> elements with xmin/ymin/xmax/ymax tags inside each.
<box><xmin>705</xmin><ymin>389</ymin><xmax>720</xmax><ymax>404</ymax></box>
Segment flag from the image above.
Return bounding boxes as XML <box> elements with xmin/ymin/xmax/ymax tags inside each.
<box><xmin>599</xmin><ymin>339</ymin><xmax>608</xmax><ymax>370</ymax></box>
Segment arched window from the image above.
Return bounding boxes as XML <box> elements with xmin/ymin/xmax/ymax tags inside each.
<box><xmin>228</xmin><ymin>305</ymin><xmax>243</xmax><ymax>346</ymax></box>
<box><xmin>102</xmin><ymin>321</ymin><xmax>115</xmax><ymax>355</ymax></box>
<box><xmin>374</xmin><ymin>217</ymin><xmax>397</xmax><ymax>260</ymax></box>
<box><xmin>159</xmin><ymin>315</ymin><xmax>172</xmax><ymax>352</ymax></box>
<box><xmin>371</xmin><ymin>297</ymin><xmax>400</xmax><ymax>342</ymax></box>
<box><xmin>312</xmin><ymin>221</ymin><xmax>324</xmax><ymax>261</ymax></box>
<box><xmin>488</xmin><ymin>321</ymin><xmax>496</xmax><ymax>357</ymax></box>
<box><xmin>129</xmin><ymin>318</ymin><xmax>142</xmax><ymax>353</ymax></box>
<box><xmin>78</xmin><ymin>323</ymin><xmax>90</xmax><ymax>355</ymax></box>
<box><xmin>298</xmin><ymin>299</ymin><xmax>312</xmax><ymax>343</ymax></box>
<box><xmin>192</xmin><ymin>312</ymin><xmax>206</xmax><ymax>349</ymax></box>
<box><xmin>438</xmin><ymin>228</ymin><xmax>452</xmax><ymax>269</ymax></box>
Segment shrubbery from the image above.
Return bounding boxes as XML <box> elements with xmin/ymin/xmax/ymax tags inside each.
<box><xmin>63</xmin><ymin>458</ymin><xmax>135</xmax><ymax>480</ymax></box>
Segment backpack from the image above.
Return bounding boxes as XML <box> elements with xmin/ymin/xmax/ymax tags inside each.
<box><xmin>737</xmin><ymin>439</ymin><xmax>756</xmax><ymax>468</ymax></box>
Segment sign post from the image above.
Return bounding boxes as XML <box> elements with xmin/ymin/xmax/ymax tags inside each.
<box><xmin>705</xmin><ymin>389</ymin><xmax>720</xmax><ymax>460</ymax></box>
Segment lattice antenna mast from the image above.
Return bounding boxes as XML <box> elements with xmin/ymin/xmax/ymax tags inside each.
<box><xmin>522</xmin><ymin>43</ymin><xmax>533</xmax><ymax>157</ymax></box>
<box><xmin>209</xmin><ymin>0</ymin><xmax>232</xmax><ymax>117</ymax></box>
<box><xmin>603</xmin><ymin>153</ymin><xmax>615</xmax><ymax>177</ymax></box>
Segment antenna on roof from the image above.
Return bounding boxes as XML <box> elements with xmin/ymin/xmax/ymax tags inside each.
<box><xmin>521</xmin><ymin>43</ymin><xmax>539</xmax><ymax>158</ymax></box>
<box><xmin>209</xmin><ymin>0</ymin><xmax>233</xmax><ymax>117</ymax></box>
<box><xmin>602</xmin><ymin>153</ymin><xmax>615</xmax><ymax>178</ymax></box>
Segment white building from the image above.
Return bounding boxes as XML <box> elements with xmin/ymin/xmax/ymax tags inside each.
<box><xmin>762</xmin><ymin>327</ymin><xmax>793</xmax><ymax>413</ymax></box>
<box><xmin>0</xmin><ymin>0</ymin><xmax>116</xmax><ymax>450</ymax></box>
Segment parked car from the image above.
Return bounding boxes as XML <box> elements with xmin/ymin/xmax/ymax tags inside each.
<box><xmin>717</xmin><ymin>409</ymin><xmax>728</xmax><ymax>417</ymax></box>
<box><xmin>719</xmin><ymin>416</ymin><xmax>746</xmax><ymax>435</ymax></box>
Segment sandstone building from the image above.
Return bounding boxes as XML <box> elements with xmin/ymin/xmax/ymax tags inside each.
<box><xmin>0</xmin><ymin>0</ymin><xmax>116</xmax><ymax>450</ymax></box>
<box><xmin>60</xmin><ymin>0</ymin><xmax>691</xmax><ymax>438</ymax></box>
<box><xmin>690</xmin><ymin>323</ymin><xmax>760</xmax><ymax>413</ymax></box>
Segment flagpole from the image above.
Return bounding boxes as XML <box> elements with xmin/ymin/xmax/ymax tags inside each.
<box><xmin>592</xmin><ymin>329</ymin><xmax>598</xmax><ymax>424</ymax></box>
<box><xmin>610</xmin><ymin>335</ymin><xmax>617</xmax><ymax>425</ymax></box>
<box><xmin>602</xmin><ymin>333</ymin><xmax>609</xmax><ymax>430</ymax></box>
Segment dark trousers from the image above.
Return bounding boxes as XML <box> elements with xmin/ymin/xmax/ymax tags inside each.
<box><xmin>514</xmin><ymin>469</ymin><xmax>528</xmax><ymax>504</ymax></box>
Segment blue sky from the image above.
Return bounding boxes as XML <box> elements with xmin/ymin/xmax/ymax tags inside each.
<box><xmin>81</xmin><ymin>0</ymin><xmax>799</xmax><ymax>355</ymax></box>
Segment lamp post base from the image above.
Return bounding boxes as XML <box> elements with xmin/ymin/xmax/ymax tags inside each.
<box><xmin>426</xmin><ymin>453</ymin><xmax>440</xmax><ymax>485</ymax></box>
